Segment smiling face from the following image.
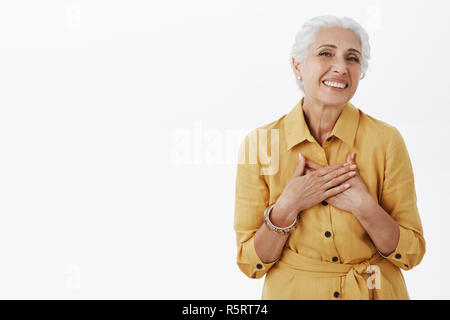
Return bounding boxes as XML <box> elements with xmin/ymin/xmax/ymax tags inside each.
<box><xmin>293</xmin><ymin>26</ymin><xmax>362</xmax><ymax>107</ymax></box>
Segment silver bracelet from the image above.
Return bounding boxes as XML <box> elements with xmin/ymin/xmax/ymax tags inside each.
<box><xmin>264</xmin><ymin>204</ymin><xmax>298</xmax><ymax>235</ymax></box>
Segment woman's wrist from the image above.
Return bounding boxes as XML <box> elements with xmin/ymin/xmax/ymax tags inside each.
<box><xmin>271</xmin><ymin>202</ymin><xmax>299</xmax><ymax>228</ymax></box>
<box><xmin>353</xmin><ymin>193</ymin><xmax>375</xmax><ymax>219</ymax></box>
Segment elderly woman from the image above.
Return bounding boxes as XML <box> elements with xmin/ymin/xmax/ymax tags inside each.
<box><xmin>234</xmin><ymin>15</ymin><xmax>425</xmax><ymax>300</ymax></box>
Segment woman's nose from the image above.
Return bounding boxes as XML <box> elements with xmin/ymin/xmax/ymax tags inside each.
<box><xmin>331</xmin><ymin>58</ymin><xmax>347</xmax><ymax>74</ymax></box>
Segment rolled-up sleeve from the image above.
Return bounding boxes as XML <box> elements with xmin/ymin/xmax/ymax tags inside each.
<box><xmin>234</xmin><ymin>133</ymin><xmax>278</xmax><ymax>279</ymax></box>
<box><xmin>378</xmin><ymin>127</ymin><xmax>426</xmax><ymax>271</ymax></box>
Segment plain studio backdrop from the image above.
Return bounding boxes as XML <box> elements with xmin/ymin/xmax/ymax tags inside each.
<box><xmin>0</xmin><ymin>0</ymin><xmax>448</xmax><ymax>299</ymax></box>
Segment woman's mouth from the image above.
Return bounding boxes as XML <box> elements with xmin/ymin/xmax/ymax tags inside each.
<box><xmin>322</xmin><ymin>80</ymin><xmax>348</xmax><ymax>91</ymax></box>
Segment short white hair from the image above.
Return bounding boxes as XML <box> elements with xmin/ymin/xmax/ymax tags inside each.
<box><xmin>291</xmin><ymin>15</ymin><xmax>371</xmax><ymax>92</ymax></box>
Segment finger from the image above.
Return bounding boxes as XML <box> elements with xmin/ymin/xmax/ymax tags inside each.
<box><xmin>305</xmin><ymin>159</ymin><xmax>323</xmax><ymax>170</ymax></box>
<box><xmin>322</xmin><ymin>169</ymin><xmax>356</xmax><ymax>190</ymax></box>
<box><xmin>293</xmin><ymin>153</ymin><xmax>306</xmax><ymax>177</ymax></box>
<box><xmin>323</xmin><ymin>182</ymin><xmax>352</xmax><ymax>198</ymax></box>
<box><xmin>321</xmin><ymin>162</ymin><xmax>357</xmax><ymax>182</ymax></box>
<box><xmin>346</xmin><ymin>152</ymin><xmax>353</xmax><ymax>164</ymax></box>
<box><xmin>316</xmin><ymin>161</ymin><xmax>352</xmax><ymax>177</ymax></box>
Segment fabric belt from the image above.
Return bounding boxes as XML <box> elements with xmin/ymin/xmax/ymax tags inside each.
<box><xmin>277</xmin><ymin>247</ymin><xmax>384</xmax><ymax>299</ymax></box>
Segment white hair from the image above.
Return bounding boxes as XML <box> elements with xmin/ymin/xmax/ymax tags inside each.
<box><xmin>291</xmin><ymin>15</ymin><xmax>371</xmax><ymax>92</ymax></box>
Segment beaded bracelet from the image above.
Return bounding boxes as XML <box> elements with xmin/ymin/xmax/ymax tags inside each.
<box><xmin>264</xmin><ymin>204</ymin><xmax>298</xmax><ymax>235</ymax></box>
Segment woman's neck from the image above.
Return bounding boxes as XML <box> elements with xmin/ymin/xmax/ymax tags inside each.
<box><xmin>302</xmin><ymin>96</ymin><xmax>345</xmax><ymax>145</ymax></box>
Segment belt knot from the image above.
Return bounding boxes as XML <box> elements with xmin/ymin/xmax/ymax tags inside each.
<box><xmin>353</xmin><ymin>260</ymin><xmax>371</xmax><ymax>275</ymax></box>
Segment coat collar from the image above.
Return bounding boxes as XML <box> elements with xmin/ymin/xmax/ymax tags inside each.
<box><xmin>284</xmin><ymin>97</ymin><xmax>360</xmax><ymax>150</ymax></box>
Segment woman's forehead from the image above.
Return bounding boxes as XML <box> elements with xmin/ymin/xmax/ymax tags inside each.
<box><xmin>312</xmin><ymin>26</ymin><xmax>362</xmax><ymax>51</ymax></box>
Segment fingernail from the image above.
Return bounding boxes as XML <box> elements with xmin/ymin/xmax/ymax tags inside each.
<box><xmin>299</xmin><ymin>153</ymin><xmax>303</xmax><ymax>160</ymax></box>
<box><xmin>350</xmin><ymin>164</ymin><xmax>357</xmax><ymax>169</ymax></box>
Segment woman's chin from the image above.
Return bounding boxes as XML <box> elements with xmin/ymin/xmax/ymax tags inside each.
<box><xmin>317</xmin><ymin>93</ymin><xmax>349</xmax><ymax>107</ymax></box>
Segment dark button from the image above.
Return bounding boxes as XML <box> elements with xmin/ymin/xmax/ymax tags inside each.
<box><xmin>332</xmin><ymin>256</ymin><xmax>339</xmax><ymax>262</ymax></box>
<box><xmin>321</xmin><ymin>200</ymin><xmax>328</xmax><ymax>206</ymax></box>
<box><xmin>324</xmin><ymin>231</ymin><xmax>332</xmax><ymax>238</ymax></box>
<box><xmin>327</xmin><ymin>137</ymin><xmax>332</xmax><ymax>141</ymax></box>
<box><xmin>395</xmin><ymin>253</ymin><xmax>402</xmax><ymax>259</ymax></box>
<box><xmin>333</xmin><ymin>291</ymin><xmax>340</xmax><ymax>298</ymax></box>
<box><xmin>256</xmin><ymin>263</ymin><xmax>263</xmax><ymax>269</ymax></box>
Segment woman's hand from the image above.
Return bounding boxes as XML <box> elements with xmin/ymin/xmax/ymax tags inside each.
<box><xmin>304</xmin><ymin>153</ymin><xmax>370</xmax><ymax>214</ymax></box>
<box><xmin>273</xmin><ymin>153</ymin><xmax>357</xmax><ymax>222</ymax></box>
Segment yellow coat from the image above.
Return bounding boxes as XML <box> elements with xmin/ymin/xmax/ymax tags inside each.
<box><xmin>234</xmin><ymin>97</ymin><xmax>426</xmax><ymax>299</ymax></box>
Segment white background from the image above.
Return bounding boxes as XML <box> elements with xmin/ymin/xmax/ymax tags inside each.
<box><xmin>0</xmin><ymin>0</ymin><xmax>448</xmax><ymax>299</ymax></box>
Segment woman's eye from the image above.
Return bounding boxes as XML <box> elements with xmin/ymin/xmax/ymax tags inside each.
<box><xmin>319</xmin><ymin>51</ymin><xmax>360</xmax><ymax>63</ymax></box>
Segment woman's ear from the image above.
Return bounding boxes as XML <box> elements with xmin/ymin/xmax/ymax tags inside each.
<box><xmin>292</xmin><ymin>57</ymin><xmax>303</xmax><ymax>81</ymax></box>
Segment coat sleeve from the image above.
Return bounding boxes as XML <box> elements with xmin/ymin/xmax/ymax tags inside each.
<box><xmin>233</xmin><ymin>132</ymin><xmax>279</xmax><ymax>279</ymax></box>
<box><xmin>378</xmin><ymin>127</ymin><xmax>426</xmax><ymax>270</ymax></box>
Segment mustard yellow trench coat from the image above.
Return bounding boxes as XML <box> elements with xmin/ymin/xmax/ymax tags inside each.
<box><xmin>234</xmin><ymin>97</ymin><xmax>425</xmax><ymax>299</ymax></box>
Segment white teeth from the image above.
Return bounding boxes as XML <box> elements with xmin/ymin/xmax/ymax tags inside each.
<box><xmin>323</xmin><ymin>81</ymin><xmax>347</xmax><ymax>89</ymax></box>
